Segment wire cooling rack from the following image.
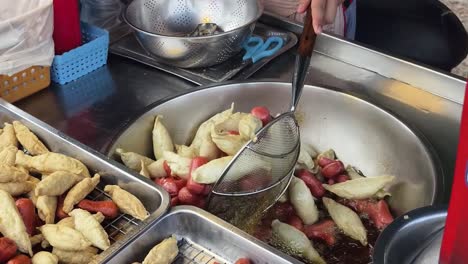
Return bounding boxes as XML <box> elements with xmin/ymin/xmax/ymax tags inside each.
<box><xmin>174</xmin><ymin>238</ymin><xmax>228</xmax><ymax>264</ymax></box>
<box><xmin>86</xmin><ymin>186</ymin><xmax>141</xmax><ymax>243</ymax></box>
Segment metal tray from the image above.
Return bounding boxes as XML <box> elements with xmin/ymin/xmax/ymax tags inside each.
<box><xmin>104</xmin><ymin>206</ymin><xmax>301</xmax><ymax>264</ymax></box>
<box><xmin>109</xmin><ymin>23</ymin><xmax>298</xmax><ymax>85</ymax></box>
<box><xmin>0</xmin><ymin>99</ymin><xmax>170</xmax><ymax>263</ymax></box>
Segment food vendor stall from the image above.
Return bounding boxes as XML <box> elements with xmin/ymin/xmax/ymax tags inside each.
<box><xmin>0</xmin><ymin>0</ymin><xmax>466</xmax><ymax>263</ymax></box>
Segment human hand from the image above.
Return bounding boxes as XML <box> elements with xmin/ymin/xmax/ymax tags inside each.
<box><xmin>297</xmin><ymin>0</ymin><xmax>344</xmax><ymax>34</ymax></box>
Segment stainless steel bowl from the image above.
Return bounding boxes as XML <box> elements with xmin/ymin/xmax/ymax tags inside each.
<box><xmin>123</xmin><ymin>0</ymin><xmax>263</xmax><ymax>68</ymax></box>
<box><xmin>107</xmin><ymin>82</ymin><xmax>445</xmax><ymax>216</ymax></box>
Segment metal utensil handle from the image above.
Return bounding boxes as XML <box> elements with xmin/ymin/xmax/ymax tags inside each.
<box><xmin>298</xmin><ymin>9</ymin><xmax>316</xmax><ymax>57</ymax></box>
<box><xmin>291</xmin><ymin>9</ymin><xmax>316</xmax><ymax>111</ymax></box>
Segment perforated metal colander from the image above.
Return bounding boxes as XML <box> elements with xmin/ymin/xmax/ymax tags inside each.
<box><xmin>123</xmin><ymin>0</ymin><xmax>264</xmax><ymax>68</ymax></box>
<box><xmin>207</xmin><ymin>113</ymin><xmax>300</xmax><ymax>232</ymax></box>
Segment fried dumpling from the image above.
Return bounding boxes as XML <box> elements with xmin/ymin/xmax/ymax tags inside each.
<box><xmin>198</xmin><ymin>137</ymin><xmax>220</xmax><ymax>161</ymax></box>
<box><xmin>175</xmin><ymin>144</ymin><xmax>196</xmax><ymax>159</ymax></box>
<box><xmin>52</xmin><ymin>246</ymin><xmax>98</xmax><ymax>264</ymax></box>
<box><xmin>139</xmin><ymin>161</ymin><xmax>151</xmax><ymax>178</ymax></box>
<box><xmin>289</xmin><ymin>177</ymin><xmax>319</xmax><ymax>225</ymax></box>
<box><xmin>69</xmin><ymin>209</ymin><xmax>110</xmax><ymax>251</ymax></box>
<box><xmin>323</xmin><ymin>197</ymin><xmax>367</xmax><ymax>246</ymax></box>
<box><xmin>271</xmin><ymin>220</ymin><xmax>325</xmax><ymax>264</ymax></box>
<box><xmin>16</xmin><ymin>151</ymin><xmax>90</xmax><ymax>178</ymax></box>
<box><xmin>210</xmin><ymin>113</ymin><xmax>248</xmax><ymax>156</ymax></box>
<box><xmin>191</xmin><ymin>156</ymin><xmax>232</xmax><ymax>184</ymax></box>
<box><xmin>0</xmin><ymin>145</ymin><xmax>18</xmax><ymax>166</ymax></box>
<box><xmin>13</xmin><ymin>121</ymin><xmax>49</xmax><ymax>155</ymax></box>
<box><xmin>190</xmin><ymin>104</ymin><xmax>234</xmax><ymax>154</ymax></box>
<box><xmin>39</xmin><ymin>224</ymin><xmax>92</xmax><ymax>251</ymax></box>
<box><xmin>238</xmin><ymin>113</ymin><xmax>262</xmax><ymax>140</ymax></box>
<box><xmin>63</xmin><ymin>174</ymin><xmax>100</xmax><ymax>213</ymax></box>
<box><xmin>35</xmin><ymin>171</ymin><xmax>81</xmax><ymax>196</ymax></box>
<box><xmin>37</xmin><ymin>196</ymin><xmax>58</xmax><ymax>224</ymax></box>
<box><xmin>116</xmin><ymin>148</ymin><xmax>154</xmax><ymax>171</ymax></box>
<box><xmin>32</xmin><ymin>251</ymin><xmax>58</xmax><ymax>264</ymax></box>
<box><xmin>162</xmin><ymin>151</ymin><xmax>191</xmax><ymax>179</ymax></box>
<box><xmin>142</xmin><ymin>236</ymin><xmax>179</xmax><ymax>264</ymax></box>
<box><xmin>0</xmin><ymin>164</ymin><xmax>30</xmax><ymax>182</ymax></box>
<box><xmin>104</xmin><ymin>185</ymin><xmax>149</xmax><ymax>220</ymax></box>
<box><xmin>0</xmin><ymin>190</ymin><xmax>32</xmax><ymax>255</ymax></box>
<box><xmin>297</xmin><ymin>143</ymin><xmax>315</xmax><ymax>171</ymax></box>
<box><xmin>0</xmin><ymin>123</ymin><xmax>18</xmax><ymax>149</ymax></box>
<box><xmin>147</xmin><ymin>159</ymin><xmax>167</xmax><ymax>178</ymax></box>
<box><xmin>322</xmin><ymin>175</ymin><xmax>395</xmax><ymax>199</ymax></box>
<box><xmin>152</xmin><ymin>115</ymin><xmax>174</xmax><ymax>160</ymax></box>
<box><xmin>0</xmin><ymin>181</ymin><xmax>35</xmax><ymax>196</ymax></box>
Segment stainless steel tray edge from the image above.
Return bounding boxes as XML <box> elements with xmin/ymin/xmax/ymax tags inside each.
<box><xmin>259</xmin><ymin>11</ymin><xmax>466</xmax><ymax>104</ymax></box>
<box><xmin>0</xmin><ymin>98</ymin><xmax>171</xmax><ymax>263</ymax></box>
<box><xmin>105</xmin><ymin>205</ymin><xmax>301</xmax><ymax>264</ymax></box>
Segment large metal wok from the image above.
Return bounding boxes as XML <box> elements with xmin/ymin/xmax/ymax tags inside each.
<box><xmin>107</xmin><ymin>81</ymin><xmax>444</xmax><ymax>216</ymax></box>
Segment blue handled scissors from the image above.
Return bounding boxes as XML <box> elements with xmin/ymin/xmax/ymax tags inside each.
<box><xmin>242</xmin><ymin>36</ymin><xmax>285</xmax><ymax>64</ymax></box>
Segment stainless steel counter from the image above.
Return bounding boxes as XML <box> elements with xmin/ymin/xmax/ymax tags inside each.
<box><xmin>15</xmin><ymin>14</ymin><xmax>466</xmax><ymax>202</ymax></box>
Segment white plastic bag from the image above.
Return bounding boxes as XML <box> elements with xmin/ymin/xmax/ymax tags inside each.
<box><xmin>0</xmin><ymin>0</ymin><xmax>54</xmax><ymax>76</ymax></box>
<box><xmin>80</xmin><ymin>0</ymin><xmax>124</xmax><ymax>31</ymax></box>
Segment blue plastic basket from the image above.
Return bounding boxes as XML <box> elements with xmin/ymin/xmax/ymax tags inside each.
<box><xmin>51</xmin><ymin>22</ymin><xmax>109</xmax><ymax>85</ymax></box>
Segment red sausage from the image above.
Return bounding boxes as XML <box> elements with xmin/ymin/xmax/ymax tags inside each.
<box><xmin>187</xmin><ymin>157</ymin><xmax>209</xmax><ymax>195</ymax></box>
<box><xmin>186</xmin><ymin>176</ymin><xmax>207</xmax><ymax>195</ymax></box>
<box><xmin>178</xmin><ymin>187</ymin><xmax>203</xmax><ymax>207</ymax></box>
<box><xmin>303</xmin><ymin>219</ymin><xmax>337</xmax><ymax>246</ymax></box>
<box><xmin>228</xmin><ymin>130</ymin><xmax>240</xmax><ymax>135</ymax></box>
<box><xmin>78</xmin><ymin>200</ymin><xmax>120</xmax><ymax>219</ymax></box>
<box><xmin>6</xmin><ymin>255</ymin><xmax>31</xmax><ymax>264</ymax></box>
<box><xmin>56</xmin><ymin>194</ymin><xmax>69</xmax><ymax>220</ymax></box>
<box><xmin>173</xmin><ymin>177</ymin><xmax>187</xmax><ymax>190</ymax></box>
<box><xmin>347</xmin><ymin>199</ymin><xmax>394</xmax><ymax>229</ymax></box>
<box><xmin>15</xmin><ymin>198</ymin><xmax>36</xmax><ymax>236</ymax></box>
<box><xmin>163</xmin><ymin>161</ymin><xmax>172</xmax><ymax>177</ymax></box>
<box><xmin>0</xmin><ymin>237</ymin><xmax>17</xmax><ymax>263</ymax></box>
<box><xmin>154</xmin><ymin>178</ymin><xmax>179</xmax><ymax>197</ymax></box>
<box><xmin>318</xmin><ymin>156</ymin><xmax>334</xmax><ymax>167</ymax></box>
<box><xmin>253</xmin><ymin>225</ymin><xmax>272</xmax><ymax>242</ymax></box>
<box><xmin>239</xmin><ymin>174</ymin><xmax>272</xmax><ymax>192</ymax></box>
<box><xmin>251</xmin><ymin>106</ymin><xmax>272</xmax><ymax>126</ymax></box>
<box><xmin>202</xmin><ymin>185</ymin><xmax>212</xmax><ymax>196</ymax></box>
<box><xmin>235</xmin><ymin>258</ymin><xmax>252</xmax><ymax>264</ymax></box>
<box><xmin>170</xmin><ymin>197</ymin><xmax>179</xmax><ymax>206</ymax></box>
<box><xmin>321</xmin><ymin>160</ymin><xmax>345</xmax><ymax>178</ymax></box>
<box><xmin>335</xmin><ymin>174</ymin><xmax>350</xmax><ymax>183</ymax></box>
<box><xmin>287</xmin><ymin>215</ymin><xmax>304</xmax><ymax>232</ymax></box>
<box><xmin>272</xmin><ymin>202</ymin><xmax>295</xmax><ymax>222</ymax></box>
<box><xmin>296</xmin><ymin>169</ymin><xmax>325</xmax><ymax>198</ymax></box>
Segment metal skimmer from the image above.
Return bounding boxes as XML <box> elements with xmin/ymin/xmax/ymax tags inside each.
<box><xmin>207</xmin><ymin>10</ymin><xmax>317</xmax><ymax>232</ymax></box>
